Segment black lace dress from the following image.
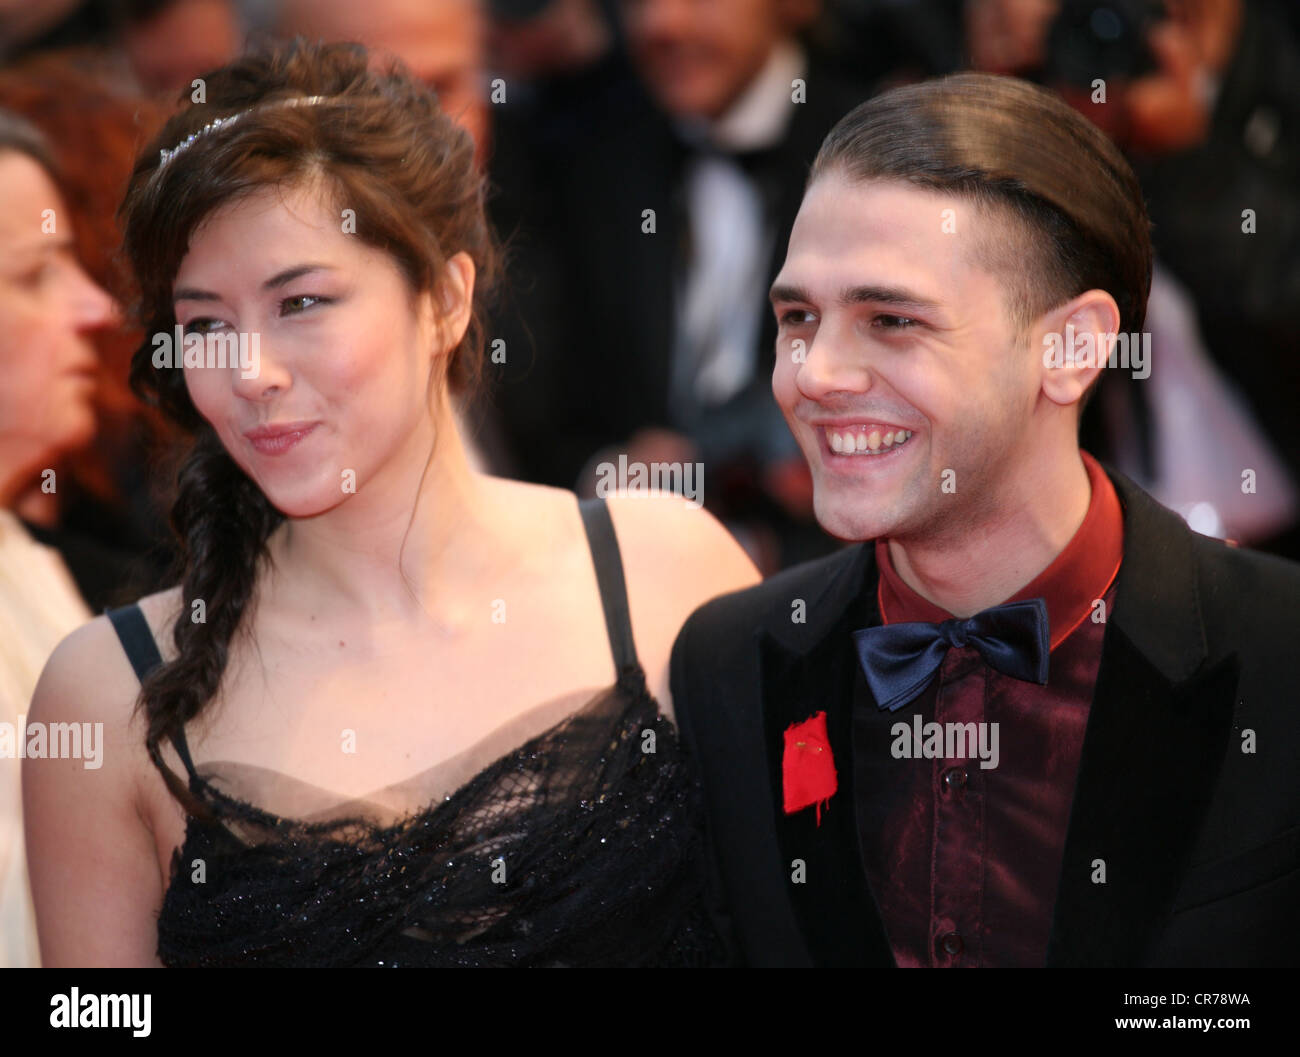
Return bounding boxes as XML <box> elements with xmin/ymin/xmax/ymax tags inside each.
<box><xmin>106</xmin><ymin>499</ymin><xmax>730</xmax><ymax>967</ymax></box>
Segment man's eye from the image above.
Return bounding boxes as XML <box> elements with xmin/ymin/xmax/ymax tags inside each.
<box><xmin>280</xmin><ymin>294</ymin><xmax>327</xmax><ymax>314</ymax></box>
<box><xmin>875</xmin><ymin>314</ymin><xmax>918</xmax><ymax>329</ymax></box>
<box><xmin>779</xmin><ymin>309</ymin><xmax>815</xmax><ymax>325</ymax></box>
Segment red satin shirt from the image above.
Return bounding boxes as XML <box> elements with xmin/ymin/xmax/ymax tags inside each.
<box><xmin>851</xmin><ymin>452</ymin><xmax>1123</xmax><ymax>966</ymax></box>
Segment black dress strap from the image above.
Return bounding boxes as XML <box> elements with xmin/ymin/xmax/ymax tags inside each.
<box><xmin>578</xmin><ymin>497</ymin><xmax>640</xmax><ymax>673</ymax></box>
<box><xmin>104</xmin><ymin>603</ymin><xmax>198</xmax><ymax>782</ymax></box>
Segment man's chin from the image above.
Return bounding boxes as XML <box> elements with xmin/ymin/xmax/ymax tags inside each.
<box><xmin>811</xmin><ymin>493</ymin><xmax>903</xmax><ymax>544</ymax></box>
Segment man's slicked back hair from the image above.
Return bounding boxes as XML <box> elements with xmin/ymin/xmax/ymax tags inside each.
<box><xmin>810</xmin><ymin>73</ymin><xmax>1153</xmax><ymax>347</ymax></box>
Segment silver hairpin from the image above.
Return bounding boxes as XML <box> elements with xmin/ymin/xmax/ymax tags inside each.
<box><xmin>156</xmin><ymin>95</ymin><xmax>331</xmax><ymax>170</ymax></box>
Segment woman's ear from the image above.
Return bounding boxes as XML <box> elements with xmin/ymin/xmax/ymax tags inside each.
<box><xmin>432</xmin><ymin>251</ymin><xmax>476</xmax><ymax>358</ymax></box>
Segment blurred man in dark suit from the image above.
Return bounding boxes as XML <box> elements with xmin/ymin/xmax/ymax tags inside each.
<box><xmin>493</xmin><ymin>0</ymin><xmax>883</xmax><ymax>569</ymax></box>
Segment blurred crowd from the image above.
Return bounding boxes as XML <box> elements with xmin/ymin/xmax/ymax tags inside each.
<box><xmin>2</xmin><ymin>0</ymin><xmax>1298</xmax><ymax>578</ymax></box>
<box><xmin>0</xmin><ymin>5</ymin><xmax>1298</xmax><ymax>961</ymax></box>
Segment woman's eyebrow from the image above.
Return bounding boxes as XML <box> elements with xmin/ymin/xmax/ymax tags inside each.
<box><xmin>3</xmin><ymin>235</ymin><xmax>77</xmax><ymax>262</ymax></box>
<box><xmin>174</xmin><ymin>263</ymin><xmax>337</xmax><ymax>302</ymax></box>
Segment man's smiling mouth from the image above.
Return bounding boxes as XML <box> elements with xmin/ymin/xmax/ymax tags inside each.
<box><xmin>823</xmin><ymin>425</ymin><xmax>914</xmax><ymax>456</ymax></box>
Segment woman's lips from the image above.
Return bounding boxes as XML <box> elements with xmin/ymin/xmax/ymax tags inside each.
<box><xmin>64</xmin><ymin>359</ymin><xmax>98</xmax><ymax>381</ymax></box>
<box><xmin>244</xmin><ymin>422</ymin><xmax>319</xmax><ymax>456</ymax></box>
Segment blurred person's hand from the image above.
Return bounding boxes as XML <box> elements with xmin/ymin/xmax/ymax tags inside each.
<box><xmin>1117</xmin><ymin>16</ymin><xmax>1211</xmax><ymax>153</ymax></box>
<box><xmin>0</xmin><ymin>152</ymin><xmax>115</xmax><ymax>508</ymax></box>
<box><xmin>1052</xmin><ymin>3</ymin><xmax>1240</xmax><ymax>154</ymax></box>
<box><xmin>1051</xmin><ymin>13</ymin><xmax>1213</xmax><ymax>152</ymax></box>
<box><xmin>1121</xmin><ymin>0</ymin><xmax>1239</xmax><ymax>153</ymax></box>
<box><xmin>969</xmin><ymin>0</ymin><xmax>1241</xmax><ymax>156</ymax></box>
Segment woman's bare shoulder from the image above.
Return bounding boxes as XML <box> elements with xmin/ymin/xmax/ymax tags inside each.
<box><xmin>600</xmin><ymin>493</ymin><xmax>761</xmax><ymax>720</ymax></box>
<box><xmin>493</xmin><ymin>483</ymin><xmax>762</xmax><ymax>625</ymax></box>
<box><xmin>24</xmin><ymin>589</ymin><xmax>183</xmax><ymax>967</ymax></box>
<box><xmin>31</xmin><ymin>586</ymin><xmax>184</xmax><ymax>728</ymax></box>
<box><xmin>604</xmin><ymin>492</ymin><xmax>761</xmax><ymax>603</ymax></box>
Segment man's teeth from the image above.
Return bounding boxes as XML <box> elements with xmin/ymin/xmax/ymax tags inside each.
<box><xmin>828</xmin><ymin>428</ymin><xmax>913</xmax><ymax>455</ymax></box>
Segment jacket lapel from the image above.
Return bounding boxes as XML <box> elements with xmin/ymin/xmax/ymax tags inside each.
<box><xmin>1046</xmin><ymin>467</ymin><xmax>1241</xmax><ymax>965</ymax></box>
<box><xmin>757</xmin><ymin>543</ymin><xmax>896</xmax><ymax>966</ymax></box>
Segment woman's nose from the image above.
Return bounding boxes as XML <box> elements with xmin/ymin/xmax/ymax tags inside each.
<box><xmin>68</xmin><ymin>261</ymin><xmax>118</xmax><ymax>330</ymax></box>
<box><xmin>230</xmin><ymin>336</ymin><xmax>289</xmax><ymax>401</ymax></box>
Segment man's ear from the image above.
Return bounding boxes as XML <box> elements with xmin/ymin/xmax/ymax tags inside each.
<box><xmin>1035</xmin><ymin>289</ymin><xmax>1122</xmax><ymax>410</ymax></box>
<box><xmin>429</xmin><ymin>250</ymin><xmax>476</xmax><ymax>360</ymax></box>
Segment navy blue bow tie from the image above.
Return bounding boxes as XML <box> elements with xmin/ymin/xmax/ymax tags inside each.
<box><xmin>852</xmin><ymin>598</ymin><xmax>1050</xmax><ymax>712</ymax></box>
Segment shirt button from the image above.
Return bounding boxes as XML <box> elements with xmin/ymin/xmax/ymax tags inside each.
<box><xmin>939</xmin><ymin>931</ymin><xmax>964</xmax><ymax>956</ymax></box>
<box><xmin>941</xmin><ymin>767</ymin><xmax>967</xmax><ymax>795</ymax></box>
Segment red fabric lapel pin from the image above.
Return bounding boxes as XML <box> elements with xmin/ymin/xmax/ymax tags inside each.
<box><xmin>782</xmin><ymin>710</ymin><xmax>838</xmax><ymax>825</ymax></box>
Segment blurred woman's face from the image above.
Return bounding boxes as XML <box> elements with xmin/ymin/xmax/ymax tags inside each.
<box><xmin>172</xmin><ymin>178</ymin><xmax>470</xmax><ymax>519</ymax></box>
<box><xmin>0</xmin><ymin>152</ymin><xmax>112</xmax><ymax>484</ymax></box>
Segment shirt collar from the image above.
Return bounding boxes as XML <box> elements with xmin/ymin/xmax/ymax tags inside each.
<box><xmin>876</xmin><ymin>451</ymin><xmax>1124</xmax><ymax>650</ymax></box>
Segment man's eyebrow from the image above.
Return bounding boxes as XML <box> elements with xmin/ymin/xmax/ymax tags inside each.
<box><xmin>769</xmin><ymin>282</ymin><xmax>943</xmax><ymax>313</ymax></box>
<box><xmin>840</xmin><ymin>285</ymin><xmax>943</xmax><ymax>311</ymax></box>
<box><xmin>769</xmin><ymin>282</ymin><xmax>811</xmax><ymax>305</ymax></box>
<box><xmin>173</xmin><ymin>263</ymin><xmax>335</xmax><ymax>302</ymax></box>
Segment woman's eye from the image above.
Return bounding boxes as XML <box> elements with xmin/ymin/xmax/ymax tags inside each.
<box><xmin>181</xmin><ymin>317</ymin><xmax>222</xmax><ymax>335</ymax></box>
<box><xmin>875</xmin><ymin>314</ymin><xmax>918</xmax><ymax>329</ymax></box>
<box><xmin>16</xmin><ymin>264</ymin><xmax>49</xmax><ymax>289</ymax></box>
<box><xmin>280</xmin><ymin>294</ymin><xmax>327</xmax><ymax>314</ymax></box>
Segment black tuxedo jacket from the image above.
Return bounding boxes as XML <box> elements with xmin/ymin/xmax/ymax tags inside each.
<box><xmin>670</xmin><ymin>465</ymin><xmax>1300</xmax><ymax>966</ymax></box>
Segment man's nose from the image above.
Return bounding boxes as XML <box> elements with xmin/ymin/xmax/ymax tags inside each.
<box><xmin>794</xmin><ymin>328</ymin><xmax>874</xmax><ymax>402</ymax></box>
